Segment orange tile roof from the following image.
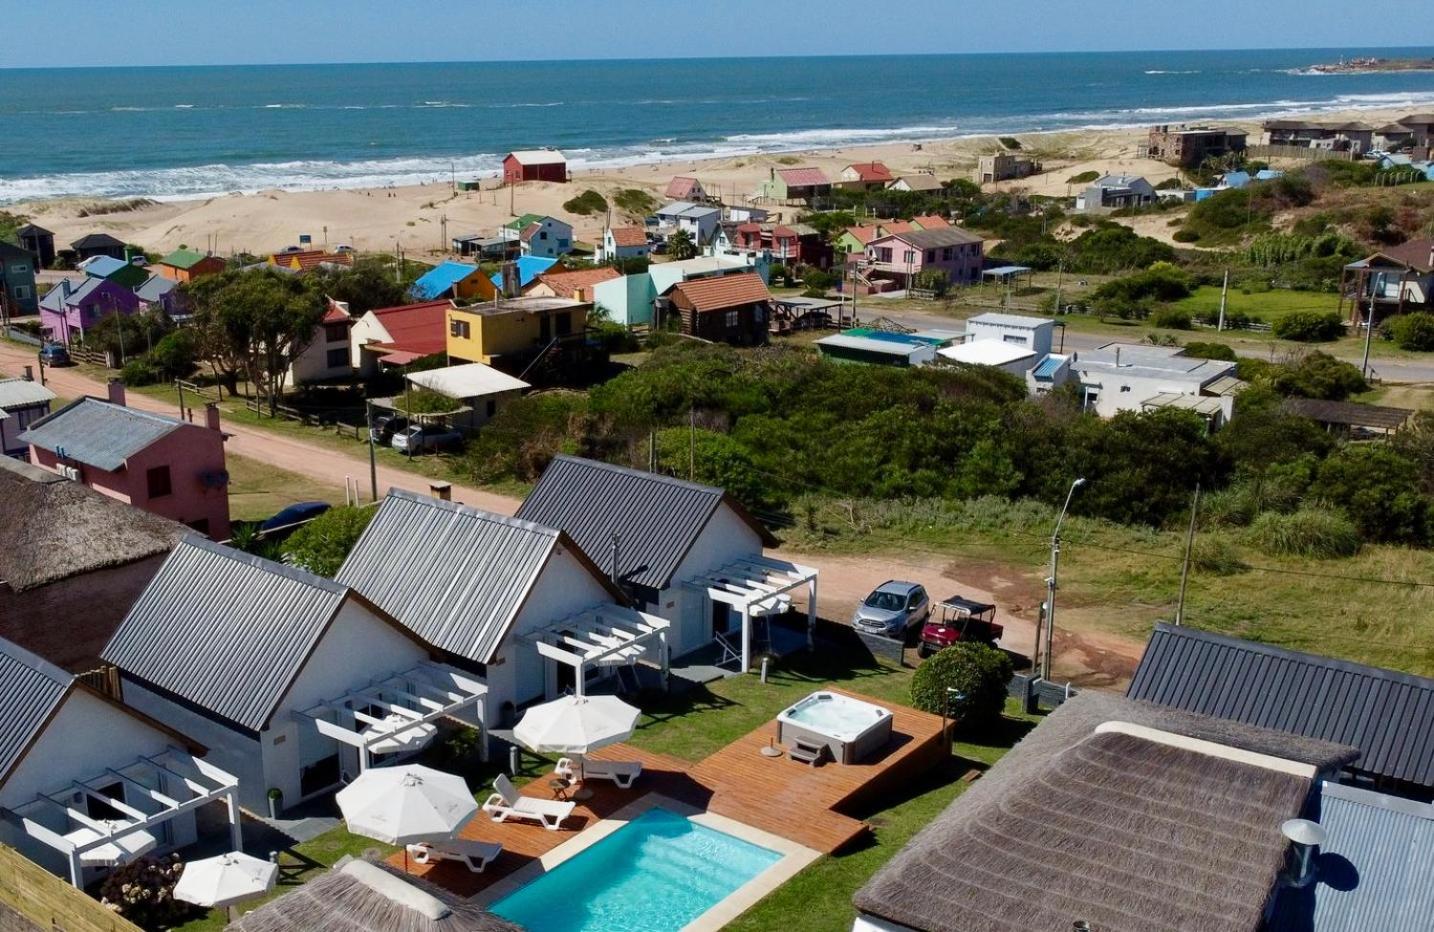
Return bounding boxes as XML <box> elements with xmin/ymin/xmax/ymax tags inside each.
<box><xmin>267</xmin><ymin>250</ymin><xmax>355</xmax><ymax>273</ymax></box>
<box><xmin>609</xmin><ymin>226</ymin><xmax>648</xmax><ymax>248</ymax></box>
<box><xmin>913</xmin><ymin>215</ymin><xmax>950</xmax><ymax>228</ymax></box>
<box><xmin>882</xmin><ymin>221</ymin><xmax>913</xmax><ymax>235</ymax></box>
<box><xmin>845</xmin><ymin>225</ymin><xmax>881</xmax><ymax>246</ymax></box>
<box><xmin>672</xmin><ymin>272</ymin><xmax>771</xmax><ymax>313</ymax></box>
<box><xmin>534</xmin><ymin>266</ymin><xmax>620</xmax><ymax>299</ymax></box>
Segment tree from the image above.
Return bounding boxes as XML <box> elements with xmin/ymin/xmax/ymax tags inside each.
<box><xmin>1272</xmin><ymin>311</ymin><xmax>1344</xmax><ymax>342</ymax></box>
<box><xmin>667</xmin><ymin>229</ymin><xmax>697</xmax><ymax>260</ymax></box>
<box><xmin>311</xmin><ymin>258</ymin><xmax>407</xmax><ymax>314</ymax></box>
<box><xmin>183</xmin><ymin>270</ymin><xmax>326</xmax><ymax>412</ymax></box>
<box><xmin>1386</xmin><ymin>312</ymin><xmax>1434</xmax><ymax>352</ymax></box>
<box><xmin>910</xmin><ymin>643</ymin><xmax>1013</xmax><ymax>734</ymax></box>
<box><xmin>283</xmin><ymin>506</ymin><xmax>375</xmax><ymax>576</ymax></box>
<box><xmin>1310</xmin><ymin>445</ymin><xmax>1432</xmax><ymax>545</ymax></box>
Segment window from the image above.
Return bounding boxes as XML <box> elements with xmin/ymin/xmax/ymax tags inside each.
<box><xmin>558</xmin><ymin>239</ymin><xmax>570</xmax><ymax>249</ymax></box>
<box><xmin>13</xmin><ymin>285</ymin><xmax>29</xmax><ymax>299</ymax></box>
<box><xmin>925</xmin><ymin>250</ymin><xmax>936</xmax><ymax>263</ymax></box>
<box><xmin>324</xmin><ymin>322</ymin><xmax>348</xmax><ymax>342</ymax></box>
<box><xmin>904</xmin><ymin>251</ymin><xmax>916</xmax><ymax>264</ymax></box>
<box><xmin>942</xmin><ymin>247</ymin><xmax>954</xmax><ymax>261</ymax></box>
<box><xmin>9</xmin><ymin>264</ymin><xmax>27</xmax><ymax>275</ymax></box>
<box><xmin>146</xmin><ymin>466</ymin><xmax>172</xmax><ymax>499</ymax></box>
<box><xmin>725</xmin><ymin>310</ymin><xmax>739</xmax><ymax>328</ymax></box>
<box><xmin>1002</xmin><ymin>334</ymin><xmax>1026</xmax><ymax>345</ymax></box>
<box><xmin>539</xmin><ymin>231</ymin><xmax>549</xmax><ymax>240</ymax></box>
<box><xmin>555</xmin><ymin>312</ymin><xmax>572</xmax><ymax>336</ymax></box>
<box><xmin>486</xmin><ymin>399</ymin><xmax>497</xmax><ymax>417</ymax></box>
<box><xmin>449</xmin><ymin>318</ymin><xmax>470</xmax><ymax>339</ymax></box>
<box><xmin>326</xmin><ymin>348</ymin><xmax>348</xmax><ymax>368</ymax></box>
<box><xmin>875</xmin><ymin>247</ymin><xmax>893</xmax><ymax>263</ymax></box>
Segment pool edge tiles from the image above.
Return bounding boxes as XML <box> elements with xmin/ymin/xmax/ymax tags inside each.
<box><xmin>476</xmin><ymin>792</ymin><xmax>820</xmax><ymax>932</ymax></box>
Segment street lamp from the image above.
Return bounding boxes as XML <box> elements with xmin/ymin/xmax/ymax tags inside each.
<box><xmin>1040</xmin><ymin>477</ymin><xmax>1086</xmax><ymax>681</ymax></box>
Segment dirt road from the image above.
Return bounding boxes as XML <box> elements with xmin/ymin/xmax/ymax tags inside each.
<box><xmin>1</xmin><ymin>341</ymin><xmax>1143</xmax><ymax>684</ymax></box>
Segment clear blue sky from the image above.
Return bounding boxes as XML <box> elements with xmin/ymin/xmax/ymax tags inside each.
<box><xmin>1</xmin><ymin>0</ymin><xmax>1431</xmax><ymax>68</ymax></box>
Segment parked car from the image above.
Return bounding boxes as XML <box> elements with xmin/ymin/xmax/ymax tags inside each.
<box><xmin>369</xmin><ymin>414</ymin><xmax>408</xmax><ymax>445</ymax></box>
<box><xmin>392</xmin><ymin>424</ymin><xmax>463</xmax><ymax>454</ymax></box>
<box><xmin>919</xmin><ymin>596</ymin><xmax>1004</xmax><ymax>657</ymax></box>
<box><xmin>260</xmin><ymin>501</ymin><xmax>331</xmax><ymax>533</ymax></box>
<box><xmin>851</xmin><ymin>581</ymin><xmax>930</xmax><ymax>639</ymax></box>
<box><xmin>38</xmin><ymin>343</ymin><xmax>72</xmax><ymax>367</ymax></box>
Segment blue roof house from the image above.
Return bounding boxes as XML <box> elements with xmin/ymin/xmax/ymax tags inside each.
<box><xmin>488</xmin><ymin>256</ymin><xmax>558</xmax><ymax>293</ymax></box>
<box><xmin>410</xmin><ymin>261</ymin><xmax>485</xmax><ymax>301</ymax></box>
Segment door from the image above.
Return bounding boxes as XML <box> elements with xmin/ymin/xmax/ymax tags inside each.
<box><xmin>710</xmin><ymin>599</ymin><xmax>738</xmax><ymax>639</ymax></box>
<box><xmin>539</xmin><ymin>313</ymin><xmax>552</xmax><ymax>343</ymax></box>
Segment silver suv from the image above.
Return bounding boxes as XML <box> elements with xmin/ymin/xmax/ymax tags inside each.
<box><xmin>852</xmin><ymin>581</ymin><xmax>930</xmax><ymax>638</ymax></box>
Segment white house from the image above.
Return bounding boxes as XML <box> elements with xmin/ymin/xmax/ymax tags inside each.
<box><xmin>403</xmin><ymin>363</ymin><xmax>529</xmax><ymax>432</ymax></box>
<box><xmin>0</xmin><ymin>377</ymin><xmax>56</xmax><ymax>458</ymax></box>
<box><xmin>938</xmin><ymin>340</ymin><xmax>1038</xmax><ymax>375</ymax></box>
<box><xmin>516</xmin><ymin>456</ymin><xmax>818</xmax><ymax>672</ymax></box>
<box><xmin>289</xmin><ymin>298</ymin><xmax>356</xmax><ymax>385</ymax></box>
<box><xmin>519</xmin><ymin>217</ymin><xmax>575</xmax><ymax>259</ymax></box>
<box><xmin>1076</xmin><ymin>174</ymin><xmax>1157</xmax><ymax>212</ymax></box>
<box><xmin>101</xmin><ymin>537</ymin><xmax>486</xmax><ymax>814</ymax></box>
<box><xmin>655</xmin><ymin>201</ymin><xmax>723</xmax><ymax>245</ymax></box>
<box><xmin>597</xmin><ymin>226</ymin><xmax>651</xmax><ymax>263</ymax></box>
<box><xmin>0</xmin><ymin>636</ymin><xmax>242</xmax><ymax>887</ymax></box>
<box><xmin>337</xmin><ymin>491</ymin><xmax>671</xmax><ymax>720</ymax></box>
<box><xmin>592</xmin><ymin>254</ymin><xmax>770</xmax><ymax>328</ymax></box>
<box><xmin>1066</xmin><ymin>343</ymin><xmax>1239</xmax><ymax>422</ymax></box>
<box><xmin>964</xmin><ymin>312</ymin><xmax>1055</xmax><ymax>355</ymax></box>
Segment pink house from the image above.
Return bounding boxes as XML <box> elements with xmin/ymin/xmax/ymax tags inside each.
<box><xmin>20</xmin><ymin>381</ymin><xmax>231</xmax><ymax>539</ymax></box>
<box><xmin>864</xmin><ymin>226</ymin><xmax>985</xmax><ymax>288</ymax></box>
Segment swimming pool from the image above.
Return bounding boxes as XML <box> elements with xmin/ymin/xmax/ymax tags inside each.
<box><xmin>489</xmin><ymin>807</ymin><xmax>783</xmax><ymax>932</ymax></box>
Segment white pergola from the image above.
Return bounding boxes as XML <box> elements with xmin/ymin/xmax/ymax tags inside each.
<box><xmin>526</xmin><ymin>605</ymin><xmax>670</xmax><ymax>698</ymax></box>
<box><xmin>298</xmin><ymin>662</ymin><xmax>487</xmax><ymax>772</ymax></box>
<box><xmin>2</xmin><ymin>748</ymin><xmax>241</xmax><ymax>887</ymax></box>
<box><xmin>685</xmin><ymin>555</ymin><xmax>819</xmax><ymax>672</ymax></box>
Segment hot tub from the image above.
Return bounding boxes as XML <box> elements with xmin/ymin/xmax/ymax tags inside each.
<box><xmin>777</xmin><ymin>691</ymin><xmax>894</xmax><ymax>764</ymax></box>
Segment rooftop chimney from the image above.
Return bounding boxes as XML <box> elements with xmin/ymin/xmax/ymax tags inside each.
<box><xmin>204</xmin><ymin>402</ymin><xmax>221</xmax><ymax>433</ymax></box>
<box><xmin>1280</xmin><ymin>818</ymin><xmax>1327</xmax><ymax>888</ymax></box>
<box><xmin>107</xmin><ymin>378</ymin><xmax>125</xmax><ymax>407</ymax></box>
<box><xmin>22</xmin><ymin>365</ymin><xmax>33</xmax><ymax>382</ymax></box>
<box><xmin>429</xmin><ymin>481</ymin><xmax>452</xmax><ymax>502</ymax></box>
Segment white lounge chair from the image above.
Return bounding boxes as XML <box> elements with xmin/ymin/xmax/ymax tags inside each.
<box><xmin>405</xmin><ymin>839</ymin><xmax>503</xmax><ymax>873</ymax></box>
<box><xmin>556</xmin><ymin>757</ymin><xmax>642</xmax><ymax>790</ymax></box>
<box><xmin>481</xmin><ymin>774</ymin><xmax>575</xmax><ymax>831</ymax></box>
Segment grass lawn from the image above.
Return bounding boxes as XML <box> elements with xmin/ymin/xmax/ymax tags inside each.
<box><xmin>1169</xmin><ymin>285</ymin><xmax>1341</xmax><ymax>324</ymax></box>
<box><xmin>226</xmin><ymin>453</ymin><xmax>347</xmax><ymax>522</ymax></box>
<box><xmin>169</xmin><ymin>640</ymin><xmax>1037</xmax><ymax>932</ymax></box>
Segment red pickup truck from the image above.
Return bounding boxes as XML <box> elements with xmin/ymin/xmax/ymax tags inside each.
<box><xmin>919</xmin><ymin>596</ymin><xmax>1003</xmax><ymax>657</ymax></box>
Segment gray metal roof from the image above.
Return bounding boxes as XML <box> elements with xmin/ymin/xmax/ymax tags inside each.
<box><xmin>1128</xmin><ymin>623</ymin><xmax>1434</xmax><ymax>787</ymax></box>
<box><xmin>515</xmin><ymin>455</ymin><xmax>752</xmax><ymax>591</ymax></box>
<box><xmin>336</xmin><ymin>490</ymin><xmax>561</xmax><ymax>663</ymax></box>
<box><xmin>20</xmin><ymin>397</ymin><xmax>184</xmax><ymax>471</ymax></box>
<box><xmin>135</xmin><ymin>274</ymin><xmax>177</xmax><ymax>303</ymax></box>
<box><xmin>0</xmin><ymin>636</ymin><xmax>73</xmax><ymax>785</ymax></box>
<box><xmin>0</xmin><ymin>378</ymin><xmax>56</xmax><ymax>411</ymax></box>
<box><xmin>1270</xmin><ymin>781</ymin><xmax>1434</xmax><ymax>932</ymax></box>
<box><xmin>102</xmin><ymin>537</ymin><xmax>351</xmax><ymax>732</ymax></box>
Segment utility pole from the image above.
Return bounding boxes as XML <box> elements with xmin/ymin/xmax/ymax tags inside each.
<box><xmin>689</xmin><ymin>406</ymin><xmax>696</xmax><ymax>481</ymax></box>
<box><xmin>1361</xmin><ymin>273</ymin><xmax>1379</xmax><ymax>379</ymax></box>
<box><xmin>1216</xmin><ymin>269</ymin><xmax>1229</xmax><ymax>332</ymax></box>
<box><xmin>366</xmin><ymin>400</ymin><xmax>378</xmax><ymax>502</ymax></box>
<box><xmin>1041</xmin><ymin>477</ymin><xmax>1086</xmax><ymax>681</ymax></box>
<box><xmin>1052</xmin><ymin>259</ymin><xmax>1064</xmax><ymax>317</ymax></box>
<box><xmin>1175</xmin><ymin>483</ymin><xmax>1201</xmax><ymax>626</ymax></box>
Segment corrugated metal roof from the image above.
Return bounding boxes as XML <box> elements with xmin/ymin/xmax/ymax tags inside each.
<box><xmin>1128</xmin><ymin>623</ymin><xmax>1434</xmax><ymax>787</ymax></box>
<box><xmin>336</xmin><ymin>490</ymin><xmax>559</xmax><ymax>663</ymax></box>
<box><xmin>0</xmin><ymin>636</ymin><xmax>72</xmax><ymax>785</ymax></box>
<box><xmin>20</xmin><ymin>398</ymin><xmax>183</xmax><ymax>471</ymax></box>
<box><xmin>516</xmin><ymin>455</ymin><xmax>736</xmax><ymax>591</ymax></box>
<box><xmin>410</xmin><ymin>262</ymin><xmax>480</xmax><ymax>300</ymax></box>
<box><xmin>0</xmin><ymin>378</ymin><xmax>56</xmax><ymax>410</ymax></box>
<box><xmin>506</xmin><ymin>149</ymin><xmax>566</xmax><ymax>165</ymax></box>
<box><xmin>102</xmin><ymin>537</ymin><xmax>349</xmax><ymax>732</ymax></box>
<box><xmin>776</xmin><ymin>167</ymin><xmax>830</xmax><ymax>187</ymax></box>
<box><xmin>405</xmin><ymin>363</ymin><xmax>528</xmax><ymax>399</ymax></box>
<box><xmin>1269</xmin><ymin>781</ymin><xmax>1434</xmax><ymax>932</ymax></box>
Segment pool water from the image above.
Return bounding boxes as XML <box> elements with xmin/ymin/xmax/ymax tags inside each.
<box><xmin>786</xmin><ymin>694</ymin><xmax>886</xmax><ymax>739</ymax></box>
<box><xmin>489</xmin><ymin>807</ymin><xmax>781</xmax><ymax>932</ymax></box>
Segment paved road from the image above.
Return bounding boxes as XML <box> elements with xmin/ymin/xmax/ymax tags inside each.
<box><xmin>0</xmin><ymin>339</ymin><xmax>1144</xmax><ymax>683</ymax></box>
<box><xmin>869</xmin><ymin>304</ymin><xmax>1434</xmax><ymax>382</ymax></box>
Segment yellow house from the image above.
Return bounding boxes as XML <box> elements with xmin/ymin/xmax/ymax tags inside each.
<box><xmin>447</xmin><ymin>296</ymin><xmax>591</xmax><ymax>366</ymax></box>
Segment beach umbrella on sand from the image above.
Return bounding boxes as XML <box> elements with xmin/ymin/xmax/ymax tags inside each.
<box><xmin>513</xmin><ymin>695</ymin><xmax>640</xmax><ymax>799</ymax></box>
<box><xmin>337</xmin><ymin>765</ymin><xmax>478</xmax><ymax>870</ymax></box>
<box><xmin>173</xmin><ymin>851</ymin><xmax>278</xmax><ymax>920</ymax></box>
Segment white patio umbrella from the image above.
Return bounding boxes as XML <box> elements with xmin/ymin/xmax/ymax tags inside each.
<box><xmin>513</xmin><ymin>695</ymin><xmax>641</xmax><ymax>799</ymax></box>
<box><xmin>336</xmin><ymin>765</ymin><xmax>478</xmax><ymax>869</ymax></box>
<box><xmin>62</xmin><ymin>822</ymin><xmax>157</xmax><ymax>867</ymax></box>
<box><xmin>174</xmin><ymin>851</ymin><xmax>278</xmax><ymax>919</ymax></box>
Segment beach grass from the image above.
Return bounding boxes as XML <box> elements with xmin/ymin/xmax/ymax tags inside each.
<box><xmin>225</xmin><ymin>453</ymin><xmax>347</xmax><ymax>521</ymax></box>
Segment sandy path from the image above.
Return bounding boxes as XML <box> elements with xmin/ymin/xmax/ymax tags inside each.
<box><xmin>2</xmin><ymin>340</ymin><xmax>1144</xmax><ymax>684</ymax></box>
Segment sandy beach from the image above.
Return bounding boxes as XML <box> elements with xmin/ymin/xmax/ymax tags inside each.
<box><xmin>11</xmin><ymin>106</ymin><xmax>1416</xmax><ymax>260</ymax></box>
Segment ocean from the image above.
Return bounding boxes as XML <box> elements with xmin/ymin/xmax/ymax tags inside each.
<box><xmin>2</xmin><ymin>47</ymin><xmax>1433</xmax><ymax>203</ymax></box>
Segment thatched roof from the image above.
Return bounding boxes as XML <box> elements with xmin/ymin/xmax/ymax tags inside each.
<box><xmin>853</xmin><ymin>692</ymin><xmax>1359</xmax><ymax>932</ymax></box>
<box><xmin>0</xmin><ymin>456</ymin><xmax>186</xmax><ymax>592</ymax></box>
<box><xmin>227</xmin><ymin>857</ymin><xmax>521</xmax><ymax>932</ymax></box>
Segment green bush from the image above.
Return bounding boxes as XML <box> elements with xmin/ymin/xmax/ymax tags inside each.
<box><xmin>1190</xmin><ymin>535</ymin><xmax>1250</xmax><ymax>575</ymax></box>
<box><xmin>1149</xmin><ymin>307</ymin><xmax>1193</xmax><ymax>330</ymax></box>
<box><xmin>1272</xmin><ymin>310</ymin><xmax>1344</xmax><ymax>342</ymax></box>
<box><xmin>1172</xmin><ymin>229</ymin><xmax>1201</xmax><ymax>243</ymax></box>
<box><xmin>283</xmin><ymin>506</ymin><xmax>375</xmax><ymax>576</ymax></box>
<box><xmin>910</xmin><ymin>642</ymin><xmax>1013</xmax><ymax>733</ymax></box>
<box><xmin>562</xmin><ymin>189</ymin><xmax>608</xmax><ymax>216</ymax></box>
<box><xmin>612</xmin><ymin>188</ymin><xmax>657</xmax><ymax>216</ymax></box>
<box><xmin>397</xmin><ymin>387</ymin><xmax>462</xmax><ymax>415</ymax></box>
<box><xmin>1310</xmin><ymin>444</ymin><xmax>1432</xmax><ymax>546</ymax></box>
<box><xmin>1385</xmin><ymin>312</ymin><xmax>1434</xmax><ymax>351</ymax></box>
<box><xmin>1066</xmin><ymin>170</ymin><xmax>1099</xmax><ymax>184</ymax></box>
<box><xmin>998</xmin><ymin>136</ymin><xmax>1022</xmax><ymax>150</ymax></box>
<box><xmin>1247</xmin><ymin>507</ymin><xmax>1362</xmax><ymax>558</ymax></box>
<box><xmin>121</xmin><ymin>357</ymin><xmax>161</xmax><ymax>386</ymax></box>
<box><xmin>150</xmin><ymin>328</ymin><xmax>200</xmax><ymax>379</ymax></box>
<box><xmin>1182</xmin><ymin>341</ymin><xmax>1236</xmax><ymax>361</ymax></box>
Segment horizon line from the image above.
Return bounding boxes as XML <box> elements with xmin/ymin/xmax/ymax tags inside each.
<box><xmin>2</xmin><ymin>43</ymin><xmax>1432</xmax><ymax>72</ymax></box>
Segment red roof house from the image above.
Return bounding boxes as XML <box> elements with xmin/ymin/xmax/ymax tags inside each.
<box><xmin>665</xmin><ymin>176</ymin><xmax>707</xmax><ymax>200</ymax></box>
<box><xmin>839</xmin><ymin>162</ymin><xmax>895</xmax><ymax>189</ymax></box>
<box><xmin>503</xmin><ymin>149</ymin><xmax>568</xmax><ymax>185</ymax></box>
<box><xmin>350</xmin><ymin>300</ymin><xmax>451</xmax><ymax>371</ymax></box>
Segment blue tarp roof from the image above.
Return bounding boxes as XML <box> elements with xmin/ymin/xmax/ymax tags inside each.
<box><xmin>489</xmin><ymin>256</ymin><xmax>559</xmax><ymax>290</ymax></box>
<box><xmin>1033</xmin><ymin>354</ymin><xmax>1065</xmax><ymax>380</ymax></box>
<box><xmin>410</xmin><ymin>261</ymin><xmax>480</xmax><ymax>300</ymax></box>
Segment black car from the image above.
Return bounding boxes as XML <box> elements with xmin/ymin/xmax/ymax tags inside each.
<box><xmin>369</xmin><ymin>414</ymin><xmax>409</xmax><ymax>445</ymax></box>
<box><xmin>38</xmin><ymin>344</ymin><xmax>72</xmax><ymax>367</ymax></box>
<box><xmin>261</xmin><ymin>501</ymin><xmax>331</xmax><ymax>533</ymax></box>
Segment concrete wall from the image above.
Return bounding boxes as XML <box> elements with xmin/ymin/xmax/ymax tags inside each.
<box><xmin>502</xmin><ymin>546</ymin><xmax>617</xmax><ymax>709</ymax></box>
<box><xmin>593</xmin><ymin>274</ymin><xmax>657</xmax><ymax>327</ymax></box>
<box><xmin>663</xmin><ymin>503</ymin><xmax>765</xmax><ymax>658</ymax></box>
<box><xmin>289</xmin><ymin>322</ymin><xmax>353</xmax><ymax>385</ymax></box>
<box><xmin>348</xmin><ymin>314</ymin><xmax>392</xmax><ymax>372</ymax></box>
<box><xmin>967</xmin><ymin>319</ymin><xmax>1054</xmax><ymax>356</ymax></box>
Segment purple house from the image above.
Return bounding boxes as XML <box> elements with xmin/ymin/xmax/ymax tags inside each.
<box><xmin>38</xmin><ymin>277</ymin><xmax>142</xmax><ymax>344</ymax></box>
<box><xmin>864</xmin><ymin>227</ymin><xmax>985</xmax><ymax>289</ymax></box>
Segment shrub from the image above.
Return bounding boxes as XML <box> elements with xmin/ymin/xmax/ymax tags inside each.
<box><xmin>612</xmin><ymin>188</ymin><xmax>657</xmax><ymax>216</ymax></box>
<box><xmin>1066</xmin><ymin>170</ymin><xmax>1099</xmax><ymax>184</ymax></box>
<box><xmin>562</xmin><ymin>189</ymin><xmax>608</xmax><ymax>216</ymax></box>
<box><xmin>1172</xmin><ymin>229</ymin><xmax>1201</xmax><ymax>243</ymax></box>
<box><xmin>1269</xmin><ymin>352</ymin><xmax>1367</xmax><ymax>401</ymax></box>
<box><xmin>1386</xmin><ymin>312</ymin><xmax>1434</xmax><ymax>351</ymax></box>
<box><xmin>1190</xmin><ymin>535</ymin><xmax>1250</xmax><ymax>575</ymax></box>
<box><xmin>1247</xmin><ymin>507</ymin><xmax>1362</xmax><ymax>558</ymax></box>
<box><xmin>998</xmin><ymin>136</ymin><xmax>1022</xmax><ymax>150</ymax></box>
<box><xmin>150</xmin><ymin>328</ymin><xmax>200</xmax><ymax>379</ymax></box>
<box><xmin>910</xmin><ymin>642</ymin><xmax>1013</xmax><ymax>733</ymax></box>
<box><xmin>283</xmin><ymin>506</ymin><xmax>375</xmax><ymax>576</ymax></box>
<box><xmin>1272</xmin><ymin>310</ymin><xmax>1344</xmax><ymax>342</ymax></box>
<box><xmin>1182</xmin><ymin>341</ymin><xmax>1236</xmax><ymax>361</ymax></box>
<box><xmin>397</xmin><ymin>387</ymin><xmax>461</xmax><ymax>415</ymax></box>
<box><xmin>1310</xmin><ymin>444</ymin><xmax>1432</xmax><ymax>546</ymax></box>
<box><xmin>1149</xmin><ymin>307</ymin><xmax>1193</xmax><ymax>330</ymax></box>
<box><xmin>121</xmin><ymin>357</ymin><xmax>161</xmax><ymax>386</ymax></box>
<box><xmin>99</xmin><ymin>855</ymin><xmax>192</xmax><ymax>927</ymax></box>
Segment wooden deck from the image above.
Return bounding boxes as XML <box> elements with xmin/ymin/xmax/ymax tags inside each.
<box><xmin>397</xmin><ymin>688</ymin><xmax>949</xmax><ymax>899</ymax></box>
